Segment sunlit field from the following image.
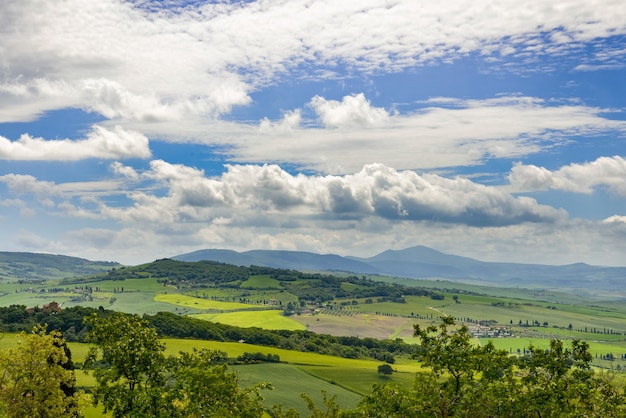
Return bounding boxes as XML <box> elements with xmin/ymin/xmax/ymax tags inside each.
<box><xmin>190</xmin><ymin>309</ymin><xmax>306</xmax><ymax>330</ymax></box>
<box><xmin>155</xmin><ymin>293</ymin><xmax>262</xmax><ymax>311</ymax></box>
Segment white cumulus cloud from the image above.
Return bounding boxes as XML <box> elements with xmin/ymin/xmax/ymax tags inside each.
<box><xmin>259</xmin><ymin>110</ymin><xmax>302</xmax><ymax>133</ymax></box>
<box><xmin>309</xmin><ymin>93</ymin><xmax>391</xmax><ymax>128</ymax></box>
<box><xmin>602</xmin><ymin>215</ymin><xmax>626</xmax><ymax>224</ymax></box>
<box><xmin>0</xmin><ymin>125</ymin><xmax>151</xmax><ymax>161</ymax></box>
<box><xmin>508</xmin><ymin>156</ymin><xmax>626</xmax><ymax>196</ymax></box>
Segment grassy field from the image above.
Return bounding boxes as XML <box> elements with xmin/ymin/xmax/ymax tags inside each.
<box><xmin>299</xmin><ymin>364</ymin><xmax>416</xmax><ymax>394</ymax></box>
<box><xmin>6</xmin><ymin>263</ymin><xmax>625</xmax><ymax>347</ymax></box>
<box><xmin>295</xmin><ymin>312</ymin><xmax>420</xmax><ymax>340</ymax></box>
<box><xmin>162</xmin><ymin>339</ymin><xmax>403</xmax><ymax>369</ymax></box>
<box><xmin>185</xmin><ymin>288</ymin><xmax>299</xmax><ymax>305</ymax></box>
<box><xmin>190</xmin><ymin>310</ymin><xmax>306</xmax><ymax>330</ymax></box>
<box><xmin>234</xmin><ymin>363</ymin><xmax>362</xmax><ymax>414</ymax></box>
<box><xmin>163</xmin><ymin>337</ymin><xmax>422</xmax><ymax>413</ymax></box>
<box><xmin>353</xmin><ymin>296</ymin><xmax>443</xmax><ymax>317</ymax></box>
<box><xmin>3</xmin><ymin>274</ymin><xmax>626</xmax><ymax>368</ymax></box>
<box><xmin>82</xmin><ymin>277</ymin><xmax>166</xmax><ymax>293</ymax></box>
<box><xmin>155</xmin><ymin>293</ymin><xmax>263</xmax><ymax>311</ymax></box>
<box><xmin>1</xmin><ymin>323</ymin><xmax>624</xmax><ymax>418</ymax></box>
<box><xmin>481</xmin><ymin>336</ymin><xmax>626</xmax><ymax>371</ymax></box>
<box><xmin>240</xmin><ymin>275</ymin><xmax>282</xmax><ymax>289</ymax></box>
<box><xmin>1</xmin><ymin>333</ymin><xmax>405</xmax><ymax>374</ymax></box>
<box><xmin>1</xmin><ymin>263</ymin><xmax>626</xmax><ymax>379</ymax></box>
<box><xmin>0</xmin><ymin>292</ymin><xmax>67</xmax><ymax>308</ymax></box>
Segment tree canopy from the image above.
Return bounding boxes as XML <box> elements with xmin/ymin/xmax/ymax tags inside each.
<box><xmin>347</xmin><ymin>316</ymin><xmax>626</xmax><ymax>417</ymax></box>
<box><xmin>0</xmin><ymin>325</ymin><xmax>82</xmax><ymax>417</ymax></box>
<box><xmin>83</xmin><ymin>313</ymin><xmax>271</xmax><ymax>417</ymax></box>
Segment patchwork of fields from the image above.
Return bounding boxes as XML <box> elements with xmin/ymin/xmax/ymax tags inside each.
<box><xmin>1</xmin><ymin>260</ymin><xmax>626</xmax><ymax>417</ymax></box>
<box><xmin>2</xmin><ymin>270</ymin><xmax>626</xmax><ymax>364</ymax></box>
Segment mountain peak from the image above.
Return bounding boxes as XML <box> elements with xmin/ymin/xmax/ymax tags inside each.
<box><xmin>367</xmin><ymin>245</ymin><xmax>478</xmax><ymax>265</ymax></box>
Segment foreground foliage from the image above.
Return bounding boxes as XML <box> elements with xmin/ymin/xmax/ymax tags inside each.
<box><xmin>82</xmin><ymin>313</ymin><xmax>626</xmax><ymax>417</ymax></box>
<box><xmin>84</xmin><ymin>313</ymin><xmax>269</xmax><ymax>417</ymax></box>
<box><xmin>1</xmin><ymin>312</ymin><xmax>623</xmax><ymax>417</ymax></box>
<box><xmin>84</xmin><ymin>313</ymin><xmax>167</xmax><ymax>417</ymax></box>
<box><xmin>0</xmin><ymin>326</ymin><xmax>82</xmax><ymax>417</ymax></box>
<box><xmin>346</xmin><ymin>316</ymin><xmax>626</xmax><ymax>417</ymax></box>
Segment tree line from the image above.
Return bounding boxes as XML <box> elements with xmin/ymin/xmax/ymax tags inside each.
<box><xmin>0</xmin><ymin>305</ymin><xmax>415</xmax><ymax>363</ymax></box>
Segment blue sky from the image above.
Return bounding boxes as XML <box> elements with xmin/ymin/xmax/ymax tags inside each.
<box><xmin>1</xmin><ymin>0</ymin><xmax>625</xmax><ymax>266</ymax></box>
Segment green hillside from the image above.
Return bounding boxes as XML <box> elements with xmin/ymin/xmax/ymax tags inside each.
<box><xmin>0</xmin><ymin>252</ymin><xmax>119</xmax><ymax>282</ymax></box>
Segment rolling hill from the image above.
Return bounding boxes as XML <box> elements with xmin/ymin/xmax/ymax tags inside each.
<box><xmin>0</xmin><ymin>252</ymin><xmax>120</xmax><ymax>281</ymax></box>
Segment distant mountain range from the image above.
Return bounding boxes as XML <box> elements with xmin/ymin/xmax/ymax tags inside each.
<box><xmin>1</xmin><ymin>246</ymin><xmax>623</xmax><ymax>296</ymax></box>
<box><xmin>173</xmin><ymin>246</ymin><xmax>626</xmax><ymax>295</ymax></box>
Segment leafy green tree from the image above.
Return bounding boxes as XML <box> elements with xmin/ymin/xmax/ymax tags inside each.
<box><xmin>410</xmin><ymin>316</ymin><xmax>515</xmax><ymax>416</ymax></box>
<box><xmin>349</xmin><ymin>317</ymin><xmax>625</xmax><ymax>418</ymax></box>
<box><xmin>84</xmin><ymin>313</ymin><xmax>273</xmax><ymax>417</ymax></box>
<box><xmin>345</xmin><ymin>382</ymin><xmax>421</xmax><ymax>417</ymax></box>
<box><xmin>344</xmin><ymin>316</ymin><xmax>512</xmax><ymax>417</ymax></box>
<box><xmin>165</xmin><ymin>348</ymin><xmax>269</xmax><ymax>418</ymax></box>
<box><xmin>50</xmin><ymin>331</ymin><xmax>79</xmax><ymax>406</ymax></box>
<box><xmin>413</xmin><ymin>316</ymin><xmax>477</xmax><ymax>394</ymax></box>
<box><xmin>0</xmin><ymin>325</ymin><xmax>82</xmax><ymax>417</ymax></box>
<box><xmin>516</xmin><ymin>339</ymin><xmax>625</xmax><ymax>417</ymax></box>
<box><xmin>377</xmin><ymin>363</ymin><xmax>393</xmax><ymax>376</ymax></box>
<box><xmin>84</xmin><ymin>312</ymin><xmax>167</xmax><ymax>417</ymax></box>
<box><xmin>301</xmin><ymin>391</ymin><xmax>342</xmax><ymax>418</ymax></box>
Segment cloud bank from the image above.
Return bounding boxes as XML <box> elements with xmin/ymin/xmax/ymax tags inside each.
<box><xmin>2</xmin><ymin>161</ymin><xmax>565</xmax><ymax>230</ymax></box>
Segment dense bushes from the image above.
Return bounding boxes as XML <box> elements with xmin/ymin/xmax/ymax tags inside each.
<box><xmin>236</xmin><ymin>352</ymin><xmax>281</xmax><ymax>364</ymax></box>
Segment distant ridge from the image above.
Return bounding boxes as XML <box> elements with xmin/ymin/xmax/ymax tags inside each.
<box><xmin>174</xmin><ymin>249</ymin><xmax>380</xmax><ymax>274</ymax></box>
<box><xmin>173</xmin><ymin>245</ymin><xmax>626</xmax><ymax>293</ymax></box>
<box><xmin>0</xmin><ymin>251</ymin><xmax>120</xmax><ymax>281</ymax></box>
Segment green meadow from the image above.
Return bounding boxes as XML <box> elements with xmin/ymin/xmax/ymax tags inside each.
<box><xmin>190</xmin><ymin>310</ymin><xmax>306</xmax><ymax>330</ymax></box>
<box><xmin>155</xmin><ymin>293</ymin><xmax>259</xmax><ymax>311</ymax></box>
<box><xmin>6</xmin><ymin>324</ymin><xmax>621</xmax><ymax>417</ymax></box>
<box><xmin>161</xmin><ymin>339</ymin><xmax>395</xmax><ymax>369</ymax></box>
<box><xmin>234</xmin><ymin>363</ymin><xmax>362</xmax><ymax>413</ymax></box>
<box><xmin>241</xmin><ymin>275</ymin><xmax>283</xmax><ymax>289</ymax></box>
<box><xmin>185</xmin><ymin>288</ymin><xmax>300</xmax><ymax>305</ymax></box>
<box><xmin>166</xmin><ymin>339</ymin><xmax>411</xmax><ymax>414</ymax></box>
